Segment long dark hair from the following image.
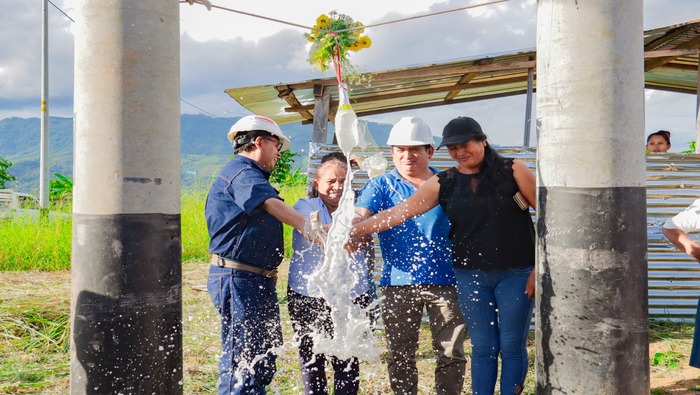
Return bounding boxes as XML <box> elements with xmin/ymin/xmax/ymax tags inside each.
<box><xmin>470</xmin><ymin>137</ymin><xmax>513</xmax><ymax>201</ymax></box>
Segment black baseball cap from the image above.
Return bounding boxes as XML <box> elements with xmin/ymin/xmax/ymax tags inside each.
<box><xmin>437</xmin><ymin>116</ymin><xmax>486</xmax><ymax>149</ymax></box>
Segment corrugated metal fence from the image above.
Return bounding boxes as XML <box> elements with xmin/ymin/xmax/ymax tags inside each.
<box><xmin>306</xmin><ymin>144</ymin><xmax>700</xmax><ymax>322</ymax></box>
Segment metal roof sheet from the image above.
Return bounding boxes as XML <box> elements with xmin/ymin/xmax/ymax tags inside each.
<box><xmin>225</xmin><ymin>20</ymin><xmax>700</xmax><ymax>125</ymax></box>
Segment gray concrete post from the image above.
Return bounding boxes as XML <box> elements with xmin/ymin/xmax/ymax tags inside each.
<box><xmin>70</xmin><ymin>1</ymin><xmax>182</xmax><ymax>393</ymax></box>
<box><xmin>535</xmin><ymin>1</ymin><xmax>649</xmax><ymax>393</ymax></box>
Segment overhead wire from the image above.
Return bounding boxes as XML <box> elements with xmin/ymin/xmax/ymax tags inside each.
<box><xmin>181</xmin><ymin>0</ymin><xmax>509</xmax><ymax>34</ymax></box>
<box><xmin>180</xmin><ymin>98</ymin><xmax>221</xmax><ymax>118</ymax></box>
<box><xmin>48</xmin><ymin>0</ymin><xmax>75</xmax><ymax>23</ymax></box>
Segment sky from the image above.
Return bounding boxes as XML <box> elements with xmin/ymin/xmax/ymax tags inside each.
<box><xmin>1</xmin><ymin>0</ymin><xmax>699</xmax><ymax>150</ymax></box>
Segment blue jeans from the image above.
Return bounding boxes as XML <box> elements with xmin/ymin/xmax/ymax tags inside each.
<box><xmin>690</xmin><ymin>298</ymin><xmax>700</xmax><ymax>368</ymax></box>
<box><xmin>208</xmin><ymin>265</ymin><xmax>283</xmax><ymax>395</ymax></box>
<box><xmin>454</xmin><ymin>266</ymin><xmax>534</xmax><ymax>395</ymax></box>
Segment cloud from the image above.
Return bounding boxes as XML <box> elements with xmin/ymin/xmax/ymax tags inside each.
<box><xmin>0</xmin><ymin>1</ymin><xmax>74</xmax><ymax>105</ymax></box>
<box><xmin>2</xmin><ymin>0</ymin><xmax>699</xmax><ymax>151</ymax></box>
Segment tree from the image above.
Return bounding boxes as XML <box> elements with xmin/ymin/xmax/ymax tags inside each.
<box><xmin>0</xmin><ymin>156</ymin><xmax>17</xmax><ymax>189</ymax></box>
<box><xmin>50</xmin><ymin>173</ymin><xmax>74</xmax><ymax>200</ymax></box>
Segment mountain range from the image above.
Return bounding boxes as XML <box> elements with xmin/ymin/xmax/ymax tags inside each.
<box><xmin>0</xmin><ymin>114</ymin><xmax>393</xmax><ymax>193</ymax></box>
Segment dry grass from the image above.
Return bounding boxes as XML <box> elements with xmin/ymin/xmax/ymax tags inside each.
<box><xmin>1</xmin><ymin>260</ymin><xmax>698</xmax><ymax>394</ymax></box>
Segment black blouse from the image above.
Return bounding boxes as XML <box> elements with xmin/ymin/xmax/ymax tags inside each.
<box><xmin>437</xmin><ymin>160</ymin><xmax>535</xmax><ymax>270</ymax></box>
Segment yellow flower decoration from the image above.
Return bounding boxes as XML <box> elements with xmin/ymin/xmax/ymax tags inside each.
<box><xmin>303</xmin><ymin>11</ymin><xmax>372</xmax><ymax>76</ymax></box>
<box><xmin>357</xmin><ymin>36</ymin><xmax>372</xmax><ymax>49</ymax></box>
<box><xmin>316</xmin><ymin>14</ymin><xmax>330</xmax><ymax>28</ymax></box>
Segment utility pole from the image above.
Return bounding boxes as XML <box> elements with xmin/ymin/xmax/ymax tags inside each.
<box><xmin>40</xmin><ymin>0</ymin><xmax>49</xmax><ymax>209</ymax></box>
<box><xmin>535</xmin><ymin>1</ymin><xmax>649</xmax><ymax>393</ymax></box>
<box><xmin>70</xmin><ymin>1</ymin><xmax>182</xmax><ymax>394</ymax></box>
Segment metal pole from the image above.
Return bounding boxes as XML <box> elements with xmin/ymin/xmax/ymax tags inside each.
<box><xmin>536</xmin><ymin>1</ymin><xmax>649</xmax><ymax>393</ymax></box>
<box><xmin>40</xmin><ymin>0</ymin><xmax>49</xmax><ymax>208</ymax></box>
<box><xmin>523</xmin><ymin>67</ymin><xmax>534</xmax><ymax>147</ymax></box>
<box><xmin>695</xmin><ymin>57</ymin><xmax>700</xmax><ymax>153</ymax></box>
<box><xmin>70</xmin><ymin>1</ymin><xmax>182</xmax><ymax>394</ymax></box>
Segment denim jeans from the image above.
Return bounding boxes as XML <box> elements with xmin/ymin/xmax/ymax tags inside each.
<box><xmin>381</xmin><ymin>285</ymin><xmax>467</xmax><ymax>395</ymax></box>
<box><xmin>208</xmin><ymin>265</ymin><xmax>283</xmax><ymax>395</ymax></box>
<box><xmin>454</xmin><ymin>266</ymin><xmax>534</xmax><ymax>395</ymax></box>
<box><xmin>690</xmin><ymin>298</ymin><xmax>700</xmax><ymax>368</ymax></box>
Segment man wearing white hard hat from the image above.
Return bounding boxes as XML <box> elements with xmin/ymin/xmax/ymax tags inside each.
<box><xmin>205</xmin><ymin>115</ymin><xmax>319</xmax><ymax>395</ymax></box>
<box><xmin>354</xmin><ymin>117</ymin><xmax>467</xmax><ymax>394</ymax></box>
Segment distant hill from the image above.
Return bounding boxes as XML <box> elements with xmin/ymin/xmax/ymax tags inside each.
<box><xmin>0</xmin><ymin>114</ymin><xmax>392</xmax><ymax>193</ymax></box>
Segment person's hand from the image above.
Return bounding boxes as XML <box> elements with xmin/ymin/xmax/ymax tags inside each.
<box><xmin>349</xmin><ymin>154</ymin><xmax>363</xmax><ymax>168</ymax></box>
<box><xmin>525</xmin><ymin>267</ymin><xmax>536</xmax><ymax>299</ymax></box>
<box><xmin>689</xmin><ymin>244</ymin><xmax>700</xmax><ymax>262</ymax></box>
<box><xmin>302</xmin><ymin>217</ymin><xmax>327</xmax><ymax>249</ymax></box>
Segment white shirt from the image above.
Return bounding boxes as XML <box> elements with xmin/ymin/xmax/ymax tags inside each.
<box><xmin>663</xmin><ymin>199</ymin><xmax>700</xmax><ymax>233</ymax></box>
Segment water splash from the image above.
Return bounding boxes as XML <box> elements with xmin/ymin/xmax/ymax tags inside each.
<box><xmin>306</xmin><ymin>134</ymin><xmax>380</xmax><ymax>362</ymax></box>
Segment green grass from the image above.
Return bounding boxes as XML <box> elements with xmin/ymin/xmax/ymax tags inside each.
<box><xmin>0</xmin><ymin>185</ymin><xmax>308</xmax><ymax>271</ymax></box>
<box><xmin>0</xmin><ymin>215</ymin><xmax>72</xmax><ymax>271</ymax></box>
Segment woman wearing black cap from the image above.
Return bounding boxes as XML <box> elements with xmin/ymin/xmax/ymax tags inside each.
<box><xmin>351</xmin><ymin>116</ymin><xmax>536</xmax><ymax>395</ymax></box>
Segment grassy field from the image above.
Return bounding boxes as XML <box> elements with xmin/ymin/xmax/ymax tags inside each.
<box><xmin>0</xmin><ymin>186</ymin><xmax>307</xmax><ymax>271</ymax></box>
<box><xmin>1</xmin><ymin>259</ymin><xmax>700</xmax><ymax>394</ymax></box>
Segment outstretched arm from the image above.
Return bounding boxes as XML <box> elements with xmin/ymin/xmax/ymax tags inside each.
<box><xmin>351</xmin><ymin>175</ymin><xmax>441</xmax><ymax>237</ymax></box>
<box><xmin>262</xmin><ymin>198</ymin><xmax>308</xmax><ymax>236</ymax></box>
<box><xmin>663</xmin><ymin>227</ymin><xmax>700</xmax><ymax>261</ymax></box>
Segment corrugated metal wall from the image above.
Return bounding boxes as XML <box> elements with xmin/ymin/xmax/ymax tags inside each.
<box><xmin>306</xmin><ymin>144</ymin><xmax>700</xmax><ymax>322</ymax></box>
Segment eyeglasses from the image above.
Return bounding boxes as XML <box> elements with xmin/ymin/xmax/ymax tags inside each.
<box><xmin>261</xmin><ymin>137</ymin><xmax>283</xmax><ymax>152</ymax></box>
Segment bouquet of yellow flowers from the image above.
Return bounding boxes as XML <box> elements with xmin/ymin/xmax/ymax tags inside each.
<box><xmin>304</xmin><ymin>11</ymin><xmax>372</xmax><ymax>75</ymax></box>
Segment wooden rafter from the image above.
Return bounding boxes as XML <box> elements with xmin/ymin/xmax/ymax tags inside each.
<box><xmin>644</xmin><ymin>36</ymin><xmax>700</xmax><ymax>72</ymax></box>
<box><xmin>275</xmin><ymin>86</ymin><xmax>313</xmax><ymax>121</ymax></box>
<box><xmin>285</xmin><ymin>75</ymin><xmax>529</xmax><ymax>113</ymax></box>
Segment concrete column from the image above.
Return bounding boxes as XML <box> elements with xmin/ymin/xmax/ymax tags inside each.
<box><xmin>70</xmin><ymin>1</ymin><xmax>182</xmax><ymax>394</ymax></box>
<box><xmin>40</xmin><ymin>0</ymin><xmax>49</xmax><ymax>208</ymax></box>
<box><xmin>695</xmin><ymin>60</ymin><xmax>700</xmax><ymax>153</ymax></box>
<box><xmin>536</xmin><ymin>1</ymin><xmax>649</xmax><ymax>394</ymax></box>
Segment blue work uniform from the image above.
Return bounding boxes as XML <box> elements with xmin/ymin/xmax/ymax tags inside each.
<box><xmin>205</xmin><ymin>155</ymin><xmax>284</xmax><ymax>395</ymax></box>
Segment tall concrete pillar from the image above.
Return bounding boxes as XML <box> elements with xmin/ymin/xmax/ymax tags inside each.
<box><xmin>70</xmin><ymin>1</ymin><xmax>182</xmax><ymax>394</ymax></box>
<box><xmin>536</xmin><ymin>1</ymin><xmax>649</xmax><ymax>393</ymax></box>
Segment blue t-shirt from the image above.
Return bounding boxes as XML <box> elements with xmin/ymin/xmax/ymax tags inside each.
<box><xmin>355</xmin><ymin>168</ymin><xmax>456</xmax><ymax>287</ymax></box>
<box><xmin>288</xmin><ymin>197</ymin><xmax>370</xmax><ymax>298</ymax></box>
<box><xmin>205</xmin><ymin>155</ymin><xmax>284</xmax><ymax>270</ymax></box>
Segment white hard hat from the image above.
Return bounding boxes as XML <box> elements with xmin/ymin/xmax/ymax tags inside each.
<box><xmin>227</xmin><ymin>115</ymin><xmax>291</xmax><ymax>152</ymax></box>
<box><xmin>386</xmin><ymin>117</ymin><xmax>434</xmax><ymax>146</ymax></box>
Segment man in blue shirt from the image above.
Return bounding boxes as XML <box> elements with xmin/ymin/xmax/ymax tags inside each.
<box><xmin>355</xmin><ymin>117</ymin><xmax>467</xmax><ymax>395</ymax></box>
<box><xmin>205</xmin><ymin>115</ymin><xmax>318</xmax><ymax>395</ymax></box>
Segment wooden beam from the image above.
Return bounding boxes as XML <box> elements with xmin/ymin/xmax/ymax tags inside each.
<box><xmin>644</xmin><ymin>83</ymin><xmax>696</xmax><ymax>95</ymax></box>
<box><xmin>277</xmin><ymin>59</ymin><xmax>537</xmax><ymax>92</ymax></box>
<box><xmin>644</xmin><ymin>36</ymin><xmax>700</xmax><ymax>72</ymax></box>
<box><xmin>285</xmin><ymin>75</ymin><xmax>529</xmax><ymax>113</ymax></box>
<box><xmin>644</xmin><ymin>48</ymin><xmax>700</xmax><ymax>58</ymax></box>
<box><xmin>350</xmin><ymin>90</ymin><xmax>530</xmax><ymax>118</ymax></box>
<box><xmin>444</xmin><ymin>72</ymin><xmax>479</xmax><ymax>101</ymax></box>
<box><xmin>275</xmin><ymin>86</ymin><xmax>314</xmax><ymax>121</ymax></box>
<box><xmin>311</xmin><ymin>85</ymin><xmax>330</xmax><ymax>144</ymax></box>
<box><xmin>644</xmin><ymin>24</ymin><xmax>696</xmax><ymax>51</ymax></box>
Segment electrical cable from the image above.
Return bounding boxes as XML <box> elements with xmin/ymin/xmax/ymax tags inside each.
<box><xmin>180</xmin><ymin>0</ymin><xmax>509</xmax><ymax>34</ymax></box>
<box><xmin>180</xmin><ymin>98</ymin><xmax>221</xmax><ymax>118</ymax></box>
<box><xmin>48</xmin><ymin>0</ymin><xmax>75</xmax><ymax>23</ymax></box>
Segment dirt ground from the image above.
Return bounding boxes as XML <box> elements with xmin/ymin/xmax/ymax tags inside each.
<box><xmin>2</xmin><ymin>262</ymin><xmax>700</xmax><ymax>394</ymax></box>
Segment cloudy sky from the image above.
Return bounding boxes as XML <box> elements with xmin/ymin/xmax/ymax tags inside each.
<box><xmin>1</xmin><ymin>0</ymin><xmax>699</xmax><ymax>149</ymax></box>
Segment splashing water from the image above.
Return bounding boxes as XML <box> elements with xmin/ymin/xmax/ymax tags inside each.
<box><xmin>306</xmin><ymin>121</ymin><xmax>380</xmax><ymax>362</ymax></box>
